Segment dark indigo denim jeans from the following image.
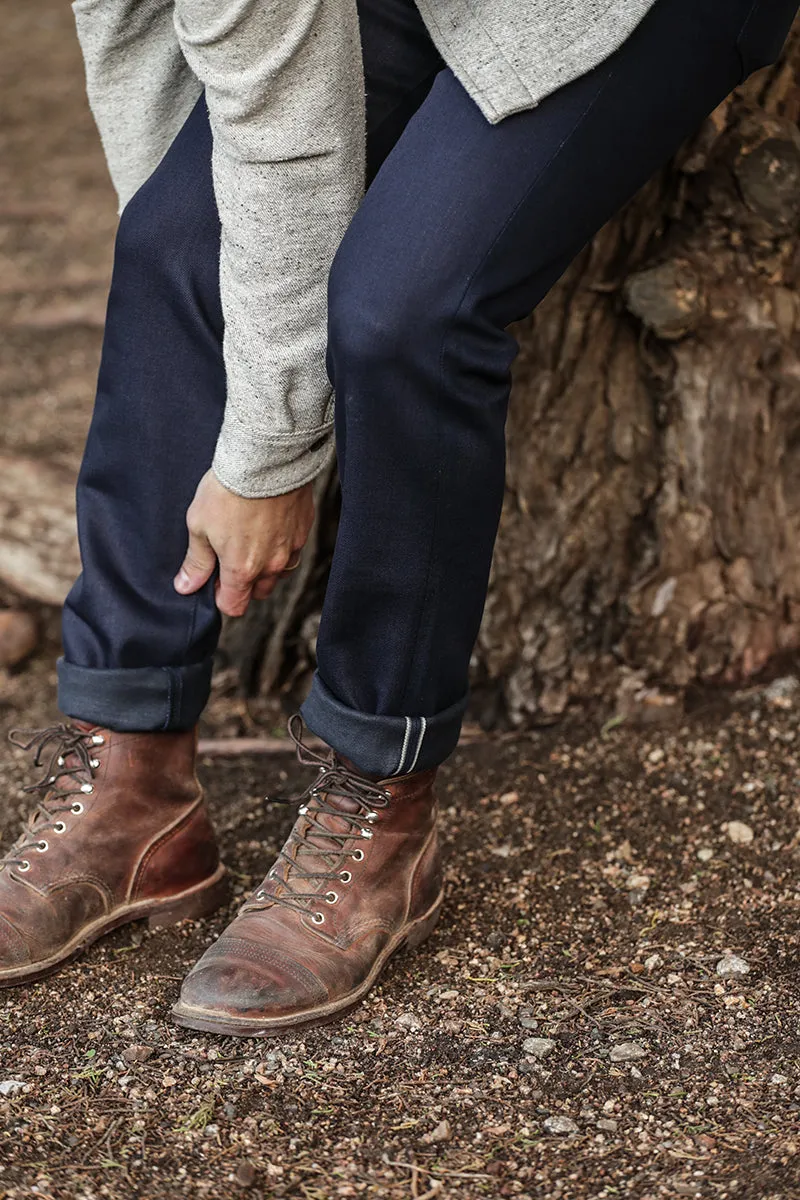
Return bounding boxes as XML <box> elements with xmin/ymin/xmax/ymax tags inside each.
<box><xmin>59</xmin><ymin>0</ymin><xmax>798</xmax><ymax>775</ymax></box>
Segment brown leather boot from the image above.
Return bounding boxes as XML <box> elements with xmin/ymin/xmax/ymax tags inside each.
<box><xmin>172</xmin><ymin>716</ymin><xmax>444</xmax><ymax>1037</ymax></box>
<box><xmin>0</xmin><ymin>722</ymin><xmax>228</xmax><ymax>986</ymax></box>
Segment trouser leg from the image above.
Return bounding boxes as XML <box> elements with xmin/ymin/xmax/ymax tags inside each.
<box><xmin>59</xmin><ymin>97</ymin><xmax>226</xmax><ymax>730</ymax></box>
<box><xmin>302</xmin><ymin>0</ymin><xmax>776</xmax><ymax>776</ymax></box>
<box><xmin>58</xmin><ymin>3</ymin><xmax>443</xmax><ymax>734</ymax></box>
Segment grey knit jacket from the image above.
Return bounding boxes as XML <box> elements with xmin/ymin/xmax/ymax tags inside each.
<box><xmin>73</xmin><ymin>0</ymin><xmax>657</xmax><ymax>498</ymax></box>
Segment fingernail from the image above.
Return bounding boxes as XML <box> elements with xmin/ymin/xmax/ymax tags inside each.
<box><xmin>174</xmin><ymin>570</ymin><xmax>190</xmax><ymax>593</ymax></box>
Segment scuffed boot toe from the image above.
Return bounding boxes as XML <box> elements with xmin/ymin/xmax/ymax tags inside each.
<box><xmin>173</xmin><ymin>935</ymin><xmax>329</xmax><ymax>1034</ymax></box>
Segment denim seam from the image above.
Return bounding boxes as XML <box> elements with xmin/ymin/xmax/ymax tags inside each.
<box><xmin>394</xmin><ymin>716</ymin><xmax>413</xmax><ymax>774</ymax></box>
<box><xmin>407</xmin><ymin>716</ymin><xmax>428</xmax><ymax>773</ymax></box>
<box><xmin>162</xmin><ymin>667</ymin><xmax>174</xmax><ymax>732</ymax></box>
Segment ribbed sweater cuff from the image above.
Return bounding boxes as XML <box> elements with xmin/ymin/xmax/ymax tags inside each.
<box><xmin>212</xmin><ymin>421</ymin><xmax>336</xmax><ymax>498</ymax></box>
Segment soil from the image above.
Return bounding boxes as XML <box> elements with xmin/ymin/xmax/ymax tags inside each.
<box><xmin>1</xmin><ymin>4</ymin><xmax>800</xmax><ymax>1199</ymax></box>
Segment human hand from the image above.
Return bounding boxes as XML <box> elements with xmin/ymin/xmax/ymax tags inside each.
<box><xmin>174</xmin><ymin>470</ymin><xmax>314</xmax><ymax>616</ymax></box>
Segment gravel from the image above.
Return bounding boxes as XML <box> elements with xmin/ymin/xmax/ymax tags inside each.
<box><xmin>521</xmin><ymin>1037</ymin><xmax>557</xmax><ymax>1059</ymax></box>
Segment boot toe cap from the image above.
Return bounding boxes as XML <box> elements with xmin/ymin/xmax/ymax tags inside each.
<box><xmin>175</xmin><ymin>935</ymin><xmax>328</xmax><ymax>1024</ymax></box>
<box><xmin>0</xmin><ymin>915</ymin><xmax>32</xmax><ymax>973</ymax></box>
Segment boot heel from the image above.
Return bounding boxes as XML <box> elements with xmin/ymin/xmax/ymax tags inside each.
<box><xmin>403</xmin><ymin>899</ymin><xmax>443</xmax><ymax>952</ymax></box>
<box><xmin>147</xmin><ymin>869</ymin><xmax>230</xmax><ymax>929</ymax></box>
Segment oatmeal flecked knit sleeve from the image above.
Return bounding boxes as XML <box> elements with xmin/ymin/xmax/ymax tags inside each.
<box><xmin>74</xmin><ymin>0</ymin><xmax>366</xmax><ymax>497</ymax></box>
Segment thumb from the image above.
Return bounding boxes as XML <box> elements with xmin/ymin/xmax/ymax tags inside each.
<box><xmin>174</xmin><ymin>530</ymin><xmax>217</xmax><ymax>594</ymax></box>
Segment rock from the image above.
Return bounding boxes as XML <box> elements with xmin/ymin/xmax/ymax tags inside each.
<box><xmin>0</xmin><ymin>611</ymin><xmax>38</xmax><ymax>667</ymax></box>
<box><xmin>517</xmin><ymin>1007</ymin><xmax>538</xmax><ymax>1030</ymax></box>
<box><xmin>522</xmin><ymin>1037</ymin><xmax>556</xmax><ymax>1060</ymax></box>
<box><xmin>716</xmin><ymin>954</ymin><xmax>750</xmax><ymax>978</ymax></box>
<box><xmin>725</xmin><ymin>821</ymin><xmax>754</xmax><ymax>845</ymax></box>
<box><xmin>647</xmin><ymin>747</ymin><xmax>665</xmax><ymax>764</ymax></box>
<box><xmin>428</xmin><ymin>1119</ymin><xmax>452</xmax><ymax>1143</ymax></box>
<box><xmin>122</xmin><ymin>1044</ymin><xmax>154</xmax><ymax>1064</ymax></box>
<box><xmin>627</xmin><ymin>873</ymin><xmax>651</xmax><ymax>890</ymax></box>
<box><xmin>763</xmin><ymin>675</ymin><xmax>799</xmax><ymax>704</ymax></box>
<box><xmin>697</xmin><ymin>847</ymin><xmax>714</xmax><ymax>862</ymax></box>
<box><xmin>770</xmin><ymin>1074</ymin><xmax>789</xmax><ymax>1086</ymax></box>
<box><xmin>597</xmin><ymin>1118</ymin><xmax>618</xmax><ymax>1133</ymax></box>
<box><xmin>396</xmin><ymin>1013</ymin><xmax>422</xmax><ymax>1032</ymax></box>
<box><xmin>644</xmin><ymin>954</ymin><xmax>662</xmax><ymax>972</ymax></box>
<box><xmin>235</xmin><ymin>1160</ymin><xmax>256</xmax><ymax>1188</ymax></box>
<box><xmin>609</xmin><ymin>1042</ymin><xmax>647</xmax><ymax>1063</ymax></box>
<box><xmin>543</xmin><ymin>1116</ymin><xmax>578</xmax><ymax>1136</ymax></box>
<box><xmin>0</xmin><ymin>1080</ymin><xmax>25</xmax><ymax>1096</ymax></box>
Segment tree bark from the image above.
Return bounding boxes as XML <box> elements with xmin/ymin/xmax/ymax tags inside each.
<box><xmin>221</xmin><ymin>39</ymin><xmax>800</xmax><ymax>727</ymax></box>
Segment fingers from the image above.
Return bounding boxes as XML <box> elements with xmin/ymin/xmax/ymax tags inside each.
<box><xmin>174</xmin><ymin>530</ymin><xmax>217</xmax><ymax>595</ymax></box>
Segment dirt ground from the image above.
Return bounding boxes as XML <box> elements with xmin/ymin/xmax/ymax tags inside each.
<box><xmin>2</xmin><ymin>4</ymin><xmax>800</xmax><ymax>1200</ymax></box>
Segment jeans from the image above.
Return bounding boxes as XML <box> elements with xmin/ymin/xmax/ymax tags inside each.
<box><xmin>59</xmin><ymin>0</ymin><xmax>798</xmax><ymax>774</ymax></box>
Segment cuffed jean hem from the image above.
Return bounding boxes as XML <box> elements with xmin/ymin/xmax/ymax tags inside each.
<box><xmin>299</xmin><ymin>671</ymin><xmax>468</xmax><ymax>777</ymax></box>
<box><xmin>56</xmin><ymin>657</ymin><xmax>213</xmax><ymax>732</ymax></box>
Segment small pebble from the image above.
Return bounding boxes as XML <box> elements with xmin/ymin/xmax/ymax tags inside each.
<box><xmin>725</xmin><ymin>821</ymin><xmax>754</xmax><ymax>845</ymax></box>
<box><xmin>716</xmin><ymin>954</ymin><xmax>750</xmax><ymax>978</ymax></box>
<box><xmin>235</xmin><ymin>1161</ymin><xmax>256</xmax><ymax>1188</ymax></box>
<box><xmin>644</xmin><ymin>954</ymin><xmax>662</xmax><ymax>972</ymax></box>
<box><xmin>609</xmin><ymin>1042</ymin><xmax>647</xmax><ymax>1062</ymax></box>
<box><xmin>0</xmin><ymin>1080</ymin><xmax>25</xmax><ymax>1096</ymax></box>
<box><xmin>770</xmin><ymin>1074</ymin><xmax>789</xmax><ymax>1086</ymax></box>
<box><xmin>522</xmin><ymin>1037</ymin><xmax>556</xmax><ymax>1060</ymax></box>
<box><xmin>597</xmin><ymin>1118</ymin><xmax>618</xmax><ymax>1132</ymax></box>
<box><xmin>122</xmin><ymin>1044</ymin><xmax>153</xmax><ymax>1064</ymax></box>
<box><xmin>428</xmin><ymin>1119</ymin><xmax>452</xmax><ymax>1143</ymax></box>
<box><xmin>543</xmin><ymin>1116</ymin><xmax>578</xmax><ymax>1136</ymax></box>
<box><xmin>764</xmin><ymin>676</ymin><xmax>799</xmax><ymax>703</ymax></box>
<box><xmin>697</xmin><ymin>847</ymin><xmax>714</xmax><ymax>862</ymax></box>
<box><xmin>396</xmin><ymin>1013</ymin><xmax>422</xmax><ymax>1032</ymax></box>
<box><xmin>518</xmin><ymin>1007</ymin><xmax>538</xmax><ymax>1030</ymax></box>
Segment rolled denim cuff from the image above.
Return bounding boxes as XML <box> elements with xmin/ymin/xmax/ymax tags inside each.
<box><xmin>57</xmin><ymin>657</ymin><xmax>213</xmax><ymax>732</ymax></box>
<box><xmin>300</xmin><ymin>671</ymin><xmax>467</xmax><ymax>778</ymax></box>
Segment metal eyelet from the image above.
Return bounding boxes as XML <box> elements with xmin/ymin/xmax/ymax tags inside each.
<box><xmin>91</xmin><ymin>734</ymin><xmax>105</xmax><ymax>745</ymax></box>
<box><xmin>311</xmin><ymin>912</ymin><xmax>325</xmax><ymax>924</ymax></box>
<box><xmin>256</xmin><ymin>890</ymin><xmax>266</xmax><ymax>900</ymax></box>
<box><xmin>49</xmin><ymin>776</ymin><xmax>56</xmax><ymax>784</ymax></box>
<box><xmin>360</xmin><ymin>828</ymin><xmax>373</xmax><ymax>840</ymax></box>
<box><xmin>80</xmin><ymin>784</ymin><xmax>93</xmax><ymax>795</ymax></box>
<box><xmin>298</xmin><ymin>804</ymin><xmax>309</xmax><ymax>815</ymax></box>
<box><xmin>57</xmin><ymin>757</ymin><xmax>65</xmax><ymax>767</ymax></box>
<box><xmin>54</xmin><ymin>822</ymin><xmax>66</xmax><ymax>834</ymax></box>
<box><xmin>325</xmin><ymin>891</ymin><xmax>338</xmax><ymax>905</ymax></box>
<box><xmin>71</xmin><ymin>801</ymin><xmax>84</xmax><ymax>815</ymax></box>
<box><xmin>366</xmin><ymin>811</ymin><xmax>378</xmax><ymax>823</ymax></box>
<box><xmin>36</xmin><ymin>841</ymin><xmax>48</xmax><ymax>854</ymax></box>
<box><xmin>90</xmin><ymin>759</ymin><xmax>100</xmax><ymax>769</ymax></box>
<box><xmin>339</xmin><ymin>870</ymin><xmax>352</xmax><ymax>884</ymax></box>
<box><xmin>352</xmin><ymin>849</ymin><xmax>365</xmax><ymax>862</ymax></box>
<box><xmin>18</xmin><ymin>861</ymin><xmax>31</xmax><ymax>873</ymax></box>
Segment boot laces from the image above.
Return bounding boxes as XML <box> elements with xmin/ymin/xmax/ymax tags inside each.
<box><xmin>2</xmin><ymin>724</ymin><xmax>104</xmax><ymax>872</ymax></box>
<box><xmin>243</xmin><ymin>715</ymin><xmax>391</xmax><ymax>920</ymax></box>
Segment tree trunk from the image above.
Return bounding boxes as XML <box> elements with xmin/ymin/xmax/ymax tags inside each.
<box><xmin>221</xmin><ymin>35</ymin><xmax>800</xmax><ymax>728</ymax></box>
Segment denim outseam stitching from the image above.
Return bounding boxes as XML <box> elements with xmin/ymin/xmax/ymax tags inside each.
<box><xmin>394</xmin><ymin>716</ymin><xmax>413</xmax><ymax>775</ymax></box>
<box><xmin>162</xmin><ymin>667</ymin><xmax>174</xmax><ymax>732</ymax></box>
<box><xmin>407</xmin><ymin>716</ymin><xmax>427</xmax><ymax>774</ymax></box>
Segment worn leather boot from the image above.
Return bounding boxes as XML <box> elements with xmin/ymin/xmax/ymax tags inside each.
<box><xmin>173</xmin><ymin>716</ymin><xmax>444</xmax><ymax>1037</ymax></box>
<box><xmin>0</xmin><ymin>722</ymin><xmax>227</xmax><ymax>986</ymax></box>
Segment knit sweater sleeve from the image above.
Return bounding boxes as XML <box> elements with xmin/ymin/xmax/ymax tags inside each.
<box><xmin>74</xmin><ymin>0</ymin><xmax>366</xmax><ymax>499</ymax></box>
<box><xmin>174</xmin><ymin>0</ymin><xmax>366</xmax><ymax>497</ymax></box>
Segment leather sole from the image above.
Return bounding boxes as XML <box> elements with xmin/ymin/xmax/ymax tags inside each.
<box><xmin>170</xmin><ymin>889</ymin><xmax>445</xmax><ymax>1038</ymax></box>
<box><xmin>0</xmin><ymin>865</ymin><xmax>229</xmax><ymax>988</ymax></box>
